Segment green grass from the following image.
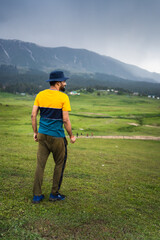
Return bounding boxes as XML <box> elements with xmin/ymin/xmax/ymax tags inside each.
<box><xmin>0</xmin><ymin>92</ymin><xmax>160</xmax><ymax>239</ymax></box>
<box><xmin>0</xmin><ymin>91</ymin><xmax>160</xmax><ymax>137</ymax></box>
<box><xmin>69</xmin><ymin>93</ymin><xmax>160</xmax><ymax>136</ymax></box>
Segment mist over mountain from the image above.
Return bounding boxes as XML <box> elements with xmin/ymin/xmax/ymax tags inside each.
<box><xmin>0</xmin><ymin>38</ymin><xmax>160</xmax><ymax>83</ymax></box>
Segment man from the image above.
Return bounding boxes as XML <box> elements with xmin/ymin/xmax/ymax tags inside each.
<box><xmin>31</xmin><ymin>71</ymin><xmax>76</xmax><ymax>204</ymax></box>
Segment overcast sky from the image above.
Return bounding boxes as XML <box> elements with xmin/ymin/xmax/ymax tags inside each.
<box><xmin>0</xmin><ymin>0</ymin><xmax>160</xmax><ymax>73</ymax></box>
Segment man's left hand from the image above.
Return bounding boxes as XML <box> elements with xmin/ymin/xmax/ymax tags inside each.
<box><xmin>70</xmin><ymin>135</ymin><xmax>76</xmax><ymax>143</ymax></box>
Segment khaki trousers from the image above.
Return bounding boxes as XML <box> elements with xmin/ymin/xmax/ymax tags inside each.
<box><xmin>33</xmin><ymin>133</ymin><xmax>67</xmax><ymax>196</ymax></box>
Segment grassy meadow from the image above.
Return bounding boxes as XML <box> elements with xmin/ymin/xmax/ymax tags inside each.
<box><xmin>0</xmin><ymin>91</ymin><xmax>160</xmax><ymax>240</ymax></box>
<box><xmin>69</xmin><ymin>92</ymin><xmax>160</xmax><ymax>137</ymax></box>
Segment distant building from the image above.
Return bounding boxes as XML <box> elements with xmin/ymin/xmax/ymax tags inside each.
<box><xmin>69</xmin><ymin>91</ymin><xmax>80</xmax><ymax>95</ymax></box>
<box><xmin>148</xmin><ymin>95</ymin><xmax>158</xmax><ymax>99</ymax></box>
<box><xmin>133</xmin><ymin>92</ymin><xmax>139</xmax><ymax>96</ymax></box>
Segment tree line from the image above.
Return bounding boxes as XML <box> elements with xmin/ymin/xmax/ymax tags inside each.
<box><xmin>0</xmin><ymin>65</ymin><xmax>160</xmax><ymax>96</ymax></box>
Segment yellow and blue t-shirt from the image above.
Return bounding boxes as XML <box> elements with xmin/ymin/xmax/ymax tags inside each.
<box><xmin>34</xmin><ymin>89</ymin><xmax>71</xmax><ymax>137</ymax></box>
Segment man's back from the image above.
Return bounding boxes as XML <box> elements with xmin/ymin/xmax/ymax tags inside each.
<box><xmin>34</xmin><ymin>89</ymin><xmax>71</xmax><ymax>137</ymax></box>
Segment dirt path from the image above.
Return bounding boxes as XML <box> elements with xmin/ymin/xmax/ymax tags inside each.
<box><xmin>78</xmin><ymin>136</ymin><xmax>160</xmax><ymax>140</ymax></box>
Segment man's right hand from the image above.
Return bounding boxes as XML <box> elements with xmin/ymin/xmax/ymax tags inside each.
<box><xmin>70</xmin><ymin>135</ymin><xmax>76</xmax><ymax>143</ymax></box>
<box><xmin>34</xmin><ymin>132</ymin><xmax>38</xmax><ymax>142</ymax></box>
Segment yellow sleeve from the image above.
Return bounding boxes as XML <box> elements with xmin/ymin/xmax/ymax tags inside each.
<box><xmin>34</xmin><ymin>94</ymin><xmax>39</xmax><ymax>106</ymax></box>
<box><xmin>62</xmin><ymin>95</ymin><xmax>71</xmax><ymax>111</ymax></box>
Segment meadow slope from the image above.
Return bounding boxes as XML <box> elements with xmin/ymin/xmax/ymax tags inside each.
<box><xmin>0</xmin><ymin>92</ymin><xmax>160</xmax><ymax>239</ymax></box>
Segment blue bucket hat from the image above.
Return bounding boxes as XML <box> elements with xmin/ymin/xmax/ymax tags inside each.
<box><xmin>46</xmin><ymin>71</ymin><xmax>69</xmax><ymax>82</ymax></box>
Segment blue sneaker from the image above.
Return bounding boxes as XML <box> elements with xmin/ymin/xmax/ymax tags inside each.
<box><xmin>32</xmin><ymin>194</ymin><xmax>44</xmax><ymax>204</ymax></box>
<box><xmin>49</xmin><ymin>192</ymin><xmax>65</xmax><ymax>201</ymax></box>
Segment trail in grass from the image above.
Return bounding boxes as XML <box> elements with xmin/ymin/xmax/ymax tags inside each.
<box><xmin>77</xmin><ymin>135</ymin><xmax>160</xmax><ymax>140</ymax></box>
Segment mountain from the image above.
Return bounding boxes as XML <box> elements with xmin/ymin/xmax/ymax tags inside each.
<box><xmin>0</xmin><ymin>38</ymin><xmax>160</xmax><ymax>83</ymax></box>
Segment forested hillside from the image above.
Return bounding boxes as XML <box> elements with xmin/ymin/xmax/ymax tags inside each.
<box><xmin>0</xmin><ymin>65</ymin><xmax>160</xmax><ymax>96</ymax></box>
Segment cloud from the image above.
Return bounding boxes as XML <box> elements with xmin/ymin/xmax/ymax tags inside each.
<box><xmin>0</xmin><ymin>0</ymin><xmax>160</xmax><ymax>72</ymax></box>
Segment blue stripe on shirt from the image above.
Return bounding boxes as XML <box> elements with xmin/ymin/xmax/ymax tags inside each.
<box><xmin>39</xmin><ymin>107</ymin><xmax>62</xmax><ymax>120</ymax></box>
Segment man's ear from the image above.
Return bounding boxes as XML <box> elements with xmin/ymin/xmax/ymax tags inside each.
<box><xmin>54</xmin><ymin>81</ymin><xmax>61</xmax><ymax>90</ymax></box>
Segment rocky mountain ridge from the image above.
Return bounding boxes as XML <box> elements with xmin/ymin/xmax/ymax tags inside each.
<box><xmin>0</xmin><ymin>38</ymin><xmax>160</xmax><ymax>83</ymax></box>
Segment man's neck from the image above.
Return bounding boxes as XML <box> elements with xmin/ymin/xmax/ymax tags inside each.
<box><xmin>50</xmin><ymin>86</ymin><xmax>59</xmax><ymax>91</ymax></box>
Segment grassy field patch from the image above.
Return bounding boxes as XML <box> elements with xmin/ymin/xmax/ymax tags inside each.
<box><xmin>0</xmin><ymin>92</ymin><xmax>160</xmax><ymax>239</ymax></box>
